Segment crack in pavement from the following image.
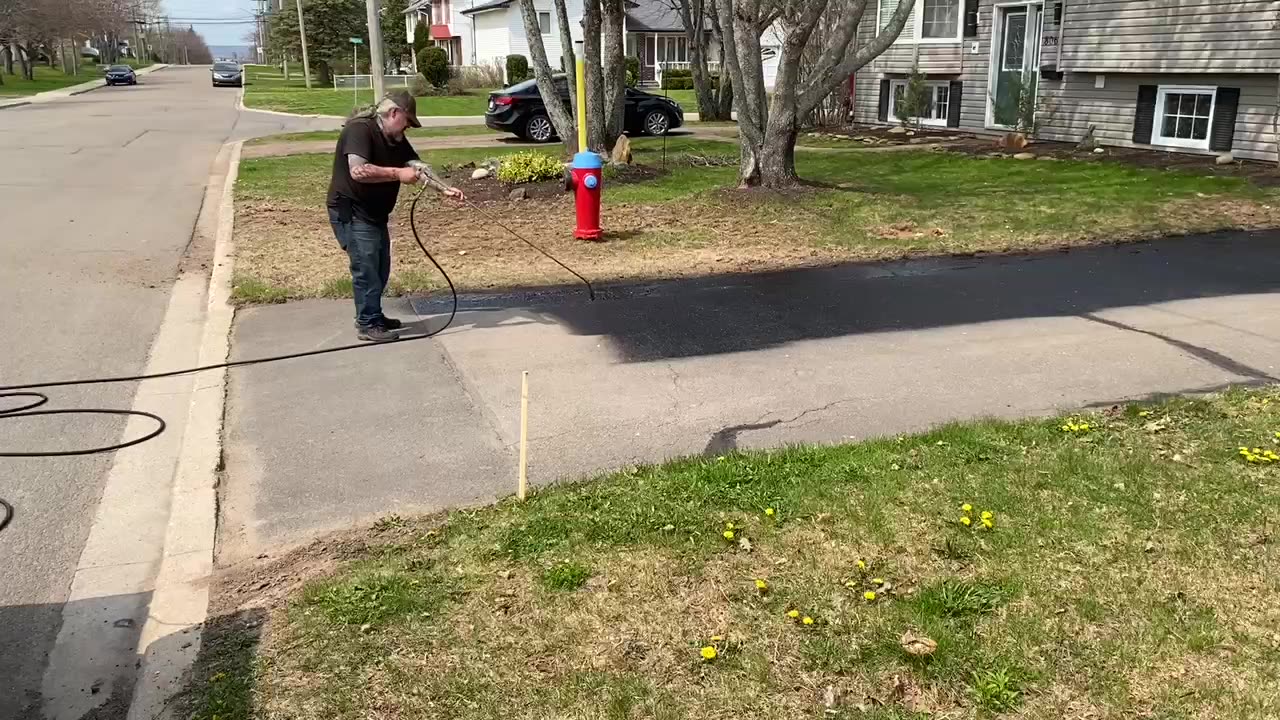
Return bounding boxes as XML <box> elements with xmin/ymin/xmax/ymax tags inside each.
<box><xmin>701</xmin><ymin>397</ymin><xmax>863</xmax><ymax>457</ymax></box>
<box><xmin>1082</xmin><ymin>313</ymin><xmax>1277</xmax><ymax>382</ymax></box>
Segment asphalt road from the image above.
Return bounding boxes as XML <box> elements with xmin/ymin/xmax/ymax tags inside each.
<box><xmin>0</xmin><ymin>66</ymin><xmax>334</xmax><ymax>719</ymax></box>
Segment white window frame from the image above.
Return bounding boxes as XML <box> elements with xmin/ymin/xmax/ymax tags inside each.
<box><xmin>538</xmin><ymin>11</ymin><xmax>551</xmax><ymax>35</ymax></box>
<box><xmin>877</xmin><ymin>0</ymin><xmax>965</xmax><ymax>45</ymax></box>
<box><xmin>888</xmin><ymin>79</ymin><xmax>953</xmax><ymax>127</ymax></box>
<box><xmin>1151</xmin><ymin>84</ymin><xmax>1217</xmax><ymax>151</ymax></box>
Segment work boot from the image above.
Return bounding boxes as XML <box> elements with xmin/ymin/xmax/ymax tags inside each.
<box><xmin>376</xmin><ymin>315</ymin><xmax>403</xmax><ymax>330</ymax></box>
<box><xmin>356</xmin><ymin>324</ymin><xmax>400</xmax><ymax>343</ymax></box>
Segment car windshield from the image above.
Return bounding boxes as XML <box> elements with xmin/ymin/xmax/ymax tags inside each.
<box><xmin>502</xmin><ymin>74</ymin><xmax>566</xmax><ymax>93</ymax></box>
<box><xmin>108</xmin><ymin>65</ymin><xmax>131</xmax><ymax>71</ymax></box>
<box><xmin>213</xmin><ymin>63</ymin><xmax>239</xmax><ymax>72</ymax></box>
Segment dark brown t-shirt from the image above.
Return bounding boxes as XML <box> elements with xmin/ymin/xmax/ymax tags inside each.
<box><xmin>326</xmin><ymin>117</ymin><xmax>420</xmax><ymax>224</ymax></box>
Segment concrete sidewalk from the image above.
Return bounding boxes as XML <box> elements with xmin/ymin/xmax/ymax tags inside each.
<box><xmin>218</xmin><ymin>231</ymin><xmax>1280</xmax><ymax>562</ymax></box>
<box><xmin>0</xmin><ymin>63</ymin><xmax>168</xmax><ymax>109</ymax></box>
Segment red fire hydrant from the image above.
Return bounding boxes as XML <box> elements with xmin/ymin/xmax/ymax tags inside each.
<box><xmin>565</xmin><ymin>151</ymin><xmax>603</xmax><ymax>240</ymax></box>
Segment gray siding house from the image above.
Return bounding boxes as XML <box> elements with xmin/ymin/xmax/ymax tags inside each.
<box><xmin>851</xmin><ymin>0</ymin><xmax>1280</xmax><ymax>162</ymax></box>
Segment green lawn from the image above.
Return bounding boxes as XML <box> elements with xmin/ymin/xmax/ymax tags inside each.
<box><xmin>228</xmin><ymin>136</ymin><xmax>1278</xmax><ymax>302</ymax></box>
<box><xmin>0</xmin><ymin>59</ymin><xmax>151</xmax><ymax>98</ymax></box>
<box><xmin>185</xmin><ymin>387</ymin><xmax>1280</xmax><ymax>719</ymax></box>
<box><xmin>241</xmin><ymin>65</ymin><xmax>493</xmax><ymax>117</ymax></box>
<box><xmin>243</xmin><ymin>124</ymin><xmax>494</xmax><ymax>146</ymax></box>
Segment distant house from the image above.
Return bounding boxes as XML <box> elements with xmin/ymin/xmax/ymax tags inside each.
<box><xmin>405</xmin><ymin>0</ymin><xmax>586</xmax><ymax>71</ymax></box>
<box><xmin>403</xmin><ymin>0</ymin><xmax>778</xmax><ymax>89</ymax></box>
<box><xmin>850</xmin><ymin>0</ymin><xmax>1280</xmax><ymax>161</ymax></box>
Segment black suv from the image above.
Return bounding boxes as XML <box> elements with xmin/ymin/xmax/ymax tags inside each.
<box><xmin>486</xmin><ymin>75</ymin><xmax>684</xmax><ymax>143</ymax></box>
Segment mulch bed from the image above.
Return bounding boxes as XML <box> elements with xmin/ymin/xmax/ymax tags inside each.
<box><xmin>804</xmin><ymin>124</ymin><xmax>964</xmax><ymax>146</ymax></box>
<box><xmin>941</xmin><ymin>136</ymin><xmax>1280</xmax><ymax>187</ymax></box>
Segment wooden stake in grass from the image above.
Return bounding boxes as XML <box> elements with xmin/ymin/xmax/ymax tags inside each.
<box><xmin>518</xmin><ymin>370</ymin><xmax>529</xmax><ymax>500</ymax></box>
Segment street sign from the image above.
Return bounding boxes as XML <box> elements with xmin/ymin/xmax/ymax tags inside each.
<box><xmin>350</xmin><ymin>37</ymin><xmax>363</xmax><ymax>44</ymax></box>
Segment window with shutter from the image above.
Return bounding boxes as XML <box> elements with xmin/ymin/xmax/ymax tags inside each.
<box><xmin>1151</xmin><ymin>85</ymin><xmax>1216</xmax><ymax>150</ymax></box>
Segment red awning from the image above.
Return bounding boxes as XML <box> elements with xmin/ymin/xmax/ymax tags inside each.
<box><xmin>430</xmin><ymin>24</ymin><xmax>453</xmax><ymax>40</ymax></box>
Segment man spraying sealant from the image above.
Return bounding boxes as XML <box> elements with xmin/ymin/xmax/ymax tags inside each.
<box><xmin>326</xmin><ymin>89</ymin><xmax>466</xmax><ymax>343</ymax></box>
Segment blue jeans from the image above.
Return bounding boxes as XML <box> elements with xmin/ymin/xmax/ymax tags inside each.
<box><xmin>329</xmin><ymin>207</ymin><xmax>391</xmax><ymax>328</ymax></box>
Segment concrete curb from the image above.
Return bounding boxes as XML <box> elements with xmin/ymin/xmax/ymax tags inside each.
<box><xmin>125</xmin><ymin>140</ymin><xmax>242</xmax><ymax>720</ymax></box>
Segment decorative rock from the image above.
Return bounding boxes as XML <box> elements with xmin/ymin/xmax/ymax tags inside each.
<box><xmin>610</xmin><ymin>134</ymin><xmax>633</xmax><ymax>165</ymax></box>
<box><xmin>1036</xmin><ymin>155</ymin><xmax>1056</xmax><ymax>161</ymax></box>
<box><xmin>471</xmin><ymin>167</ymin><xmax>491</xmax><ymax>180</ymax></box>
<box><xmin>1013</xmin><ymin>152</ymin><xmax>1036</xmax><ymax>160</ymax></box>
<box><xmin>1093</xmin><ymin>147</ymin><xmax>1106</xmax><ymax>154</ymax></box>
<box><xmin>888</xmin><ymin>126</ymin><xmax>908</xmax><ymax>135</ymax></box>
<box><xmin>1215</xmin><ymin>154</ymin><xmax>1234</xmax><ymax>165</ymax></box>
<box><xmin>508</xmin><ymin>187</ymin><xmax>529</xmax><ymax>201</ymax></box>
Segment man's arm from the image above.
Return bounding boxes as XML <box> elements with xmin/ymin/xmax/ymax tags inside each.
<box><xmin>349</xmin><ymin>154</ymin><xmax>417</xmax><ymax>184</ymax></box>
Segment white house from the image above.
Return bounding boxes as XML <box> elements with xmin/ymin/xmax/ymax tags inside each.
<box><xmin>405</xmin><ymin>0</ymin><xmax>586</xmax><ymax>72</ymax></box>
<box><xmin>403</xmin><ymin>0</ymin><xmax>778</xmax><ymax>89</ymax></box>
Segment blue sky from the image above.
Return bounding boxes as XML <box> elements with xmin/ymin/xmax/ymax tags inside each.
<box><xmin>164</xmin><ymin>0</ymin><xmax>258</xmax><ymax>47</ymax></box>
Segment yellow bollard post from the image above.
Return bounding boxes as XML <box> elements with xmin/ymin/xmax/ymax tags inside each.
<box><xmin>576</xmin><ymin>51</ymin><xmax>587</xmax><ymax>153</ymax></box>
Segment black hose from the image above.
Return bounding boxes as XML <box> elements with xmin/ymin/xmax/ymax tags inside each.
<box><xmin>0</xmin><ymin>186</ymin><xmax>593</xmax><ymax>531</ymax></box>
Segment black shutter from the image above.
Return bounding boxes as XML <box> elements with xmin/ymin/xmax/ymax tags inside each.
<box><xmin>878</xmin><ymin>78</ymin><xmax>890</xmax><ymax>122</ymax></box>
<box><xmin>1209</xmin><ymin>87</ymin><xmax>1240</xmax><ymax>152</ymax></box>
<box><xmin>947</xmin><ymin>80</ymin><xmax>963</xmax><ymax>127</ymax></box>
<box><xmin>963</xmin><ymin>0</ymin><xmax>979</xmax><ymax>37</ymax></box>
<box><xmin>1132</xmin><ymin>85</ymin><xmax>1157</xmax><ymax>144</ymax></box>
<box><xmin>1054</xmin><ymin>1</ymin><xmax>1063</xmax><ymax>23</ymax></box>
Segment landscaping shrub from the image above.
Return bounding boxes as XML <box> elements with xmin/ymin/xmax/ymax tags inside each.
<box><xmin>496</xmin><ymin>151</ymin><xmax>564</xmax><ymax>184</ymax></box>
<box><xmin>418</xmin><ymin>46</ymin><xmax>449</xmax><ymax>88</ymax></box>
<box><xmin>408</xmin><ymin>73</ymin><xmax>431</xmax><ymax>96</ymax></box>
<box><xmin>662</xmin><ymin>76</ymin><xmax>693</xmax><ymax>90</ymax></box>
<box><xmin>412</xmin><ymin>19</ymin><xmax>430</xmax><ymax>59</ymax></box>
<box><xmin>625</xmin><ymin>56</ymin><xmax>640</xmax><ymax>87</ymax></box>
<box><xmin>506</xmin><ymin>54</ymin><xmax>529</xmax><ymax>84</ymax></box>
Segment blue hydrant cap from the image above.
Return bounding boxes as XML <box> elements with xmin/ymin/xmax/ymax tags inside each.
<box><xmin>572</xmin><ymin>151</ymin><xmax>604</xmax><ymax>169</ymax></box>
<box><xmin>584</xmin><ymin>174</ymin><xmax>599</xmax><ymax>189</ymax></box>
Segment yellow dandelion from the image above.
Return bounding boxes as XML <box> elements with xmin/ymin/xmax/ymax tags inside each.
<box><xmin>960</xmin><ymin>516</ymin><xmax>972</xmax><ymax>526</ymax></box>
<box><xmin>856</xmin><ymin>559</ymin><xmax>867</xmax><ymax>570</ymax></box>
<box><xmin>725</xmin><ymin>522</ymin><xmax>735</xmax><ymax>531</ymax></box>
<box><xmin>802</xmin><ymin>616</ymin><xmax>815</xmax><ymax>626</ymax></box>
<box><xmin>981</xmin><ymin>510</ymin><xmax>993</xmax><ymax>520</ymax></box>
<box><xmin>864</xmin><ymin>591</ymin><xmax>877</xmax><ymax>601</ymax></box>
<box><xmin>755</xmin><ymin>579</ymin><xmax>768</xmax><ymax>591</ymax></box>
<box><xmin>700</xmin><ymin>646</ymin><xmax>717</xmax><ymax>660</ymax></box>
<box><xmin>787</xmin><ymin>609</ymin><xmax>800</xmax><ymax>619</ymax></box>
<box><xmin>982</xmin><ymin>518</ymin><xmax>994</xmax><ymax>529</ymax></box>
<box><xmin>872</xmin><ymin>578</ymin><xmax>885</xmax><ymax>586</ymax></box>
<box><xmin>723</xmin><ymin>530</ymin><xmax>735</xmax><ymax>540</ymax></box>
<box><xmin>961</xmin><ymin>503</ymin><xmax>973</xmax><ymax>512</ymax></box>
<box><xmin>764</xmin><ymin>508</ymin><xmax>776</xmax><ymax>517</ymax></box>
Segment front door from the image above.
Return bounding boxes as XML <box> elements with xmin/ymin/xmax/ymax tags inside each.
<box><xmin>991</xmin><ymin>4</ymin><xmax>1042</xmax><ymax>128</ymax></box>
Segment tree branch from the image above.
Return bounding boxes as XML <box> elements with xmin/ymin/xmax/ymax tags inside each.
<box><xmin>797</xmin><ymin>0</ymin><xmax>910</xmax><ymax>117</ymax></box>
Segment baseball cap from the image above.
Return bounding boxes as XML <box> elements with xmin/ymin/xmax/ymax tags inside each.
<box><xmin>384</xmin><ymin>88</ymin><xmax>422</xmax><ymax>128</ymax></box>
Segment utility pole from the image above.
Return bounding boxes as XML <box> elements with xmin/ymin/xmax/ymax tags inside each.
<box><xmin>295</xmin><ymin>0</ymin><xmax>312</xmax><ymax>88</ymax></box>
<box><xmin>364</xmin><ymin>0</ymin><xmax>385</xmax><ymax>100</ymax></box>
<box><xmin>278</xmin><ymin>0</ymin><xmax>289</xmax><ymax>79</ymax></box>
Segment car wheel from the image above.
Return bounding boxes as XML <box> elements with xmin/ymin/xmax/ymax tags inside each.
<box><xmin>525</xmin><ymin>115</ymin><xmax>555</xmax><ymax>143</ymax></box>
<box><xmin>643</xmin><ymin>110</ymin><xmax>672</xmax><ymax>136</ymax></box>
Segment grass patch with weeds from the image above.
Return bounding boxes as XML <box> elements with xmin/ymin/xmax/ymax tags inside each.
<box><xmin>240</xmin><ymin>66</ymin><xmax>493</xmax><ymax>117</ymax></box>
<box><xmin>243</xmin><ymin>124</ymin><xmax>493</xmax><ymax>146</ymax></box>
<box><xmin>190</xmin><ymin>387</ymin><xmax>1280</xmax><ymax>719</ymax></box>
<box><xmin>0</xmin><ymin>59</ymin><xmax>151</xmax><ymax>97</ymax></box>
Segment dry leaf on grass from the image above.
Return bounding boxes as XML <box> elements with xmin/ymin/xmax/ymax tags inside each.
<box><xmin>900</xmin><ymin>631</ymin><xmax>938</xmax><ymax>657</ymax></box>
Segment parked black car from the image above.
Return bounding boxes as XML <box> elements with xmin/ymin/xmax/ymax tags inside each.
<box><xmin>104</xmin><ymin>65</ymin><xmax>136</xmax><ymax>86</ymax></box>
<box><xmin>211</xmin><ymin>62</ymin><xmax>243</xmax><ymax>88</ymax></box>
<box><xmin>486</xmin><ymin>75</ymin><xmax>683</xmax><ymax>143</ymax></box>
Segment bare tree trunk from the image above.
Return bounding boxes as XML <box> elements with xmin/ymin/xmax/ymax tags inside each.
<box><xmin>16</xmin><ymin>43</ymin><xmax>33</xmax><ymax>81</ymax></box>
<box><xmin>582</xmin><ymin>0</ymin><xmax>607</xmax><ymax>151</ymax></box>
<box><xmin>715</xmin><ymin>0</ymin><xmax>769</xmax><ymax>185</ymax></box>
<box><xmin>2</xmin><ymin>45</ymin><xmax>12</xmax><ymax>75</ymax></box>
<box><xmin>554</xmin><ymin>0</ymin><xmax>576</xmax><ymax>118</ymax></box>
<box><xmin>601</xmin><ymin>0</ymin><xmax>627</xmax><ymax>146</ymax></box>
<box><xmin>517</xmin><ymin>0</ymin><xmax>577</xmax><ymax>154</ymax></box>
